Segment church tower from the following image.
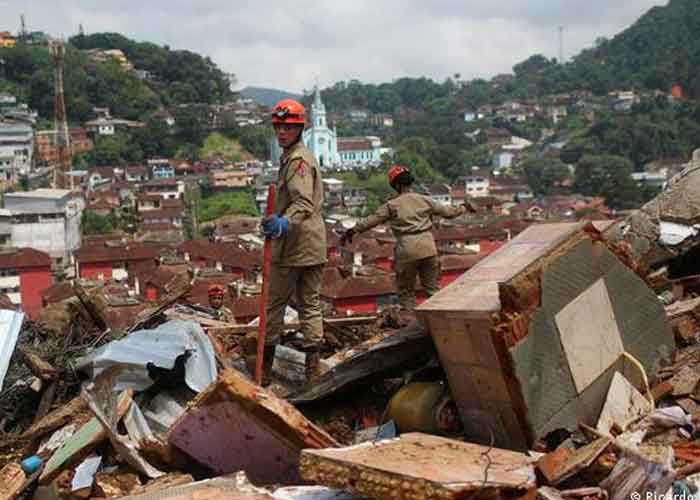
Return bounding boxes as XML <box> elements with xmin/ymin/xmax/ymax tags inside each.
<box><xmin>303</xmin><ymin>86</ymin><xmax>339</xmax><ymax>168</ymax></box>
<box><xmin>311</xmin><ymin>86</ymin><xmax>327</xmax><ymax>129</ymax></box>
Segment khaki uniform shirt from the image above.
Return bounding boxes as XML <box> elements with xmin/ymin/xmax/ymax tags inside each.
<box><xmin>213</xmin><ymin>306</ymin><xmax>236</xmax><ymax>324</ymax></box>
<box><xmin>354</xmin><ymin>192</ymin><xmax>465</xmax><ymax>265</ymax></box>
<box><xmin>271</xmin><ymin>141</ymin><xmax>327</xmax><ymax>266</ymax></box>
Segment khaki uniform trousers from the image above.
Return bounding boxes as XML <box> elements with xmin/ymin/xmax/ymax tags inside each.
<box><xmin>395</xmin><ymin>255</ymin><xmax>441</xmax><ymax>310</ymax></box>
<box><xmin>265</xmin><ymin>264</ymin><xmax>324</xmax><ymax>346</ymax></box>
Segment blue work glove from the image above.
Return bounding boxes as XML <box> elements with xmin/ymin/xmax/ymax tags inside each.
<box><xmin>261</xmin><ymin>214</ymin><xmax>289</xmax><ymax>238</ymax></box>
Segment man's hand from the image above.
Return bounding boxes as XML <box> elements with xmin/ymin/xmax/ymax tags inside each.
<box><xmin>340</xmin><ymin>228</ymin><xmax>356</xmax><ymax>246</ymax></box>
<box><xmin>463</xmin><ymin>201</ymin><xmax>478</xmax><ymax>214</ymax></box>
<box><xmin>261</xmin><ymin>215</ymin><xmax>289</xmax><ymax>238</ymax></box>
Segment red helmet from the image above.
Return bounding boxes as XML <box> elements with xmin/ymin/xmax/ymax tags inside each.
<box><xmin>388</xmin><ymin>165</ymin><xmax>410</xmax><ymax>185</ymax></box>
<box><xmin>208</xmin><ymin>284</ymin><xmax>225</xmax><ymax>298</ymax></box>
<box><xmin>271</xmin><ymin>99</ymin><xmax>306</xmax><ymax>124</ymax></box>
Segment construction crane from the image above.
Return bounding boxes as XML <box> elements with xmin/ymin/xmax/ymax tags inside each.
<box><xmin>49</xmin><ymin>39</ymin><xmax>73</xmax><ymax>189</ymax></box>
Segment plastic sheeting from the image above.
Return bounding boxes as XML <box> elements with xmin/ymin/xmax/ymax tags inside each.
<box><xmin>0</xmin><ymin>309</ymin><xmax>25</xmax><ymax>391</ymax></box>
<box><xmin>76</xmin><ymin>320</ymin><xmax>217</xmax><ymax>393</ymax></box>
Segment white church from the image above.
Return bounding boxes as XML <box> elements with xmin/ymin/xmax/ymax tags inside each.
<box><xmin>270</xmin><ymin>86</ymin><xmax>389</xmax><ymax>169</ymax></box>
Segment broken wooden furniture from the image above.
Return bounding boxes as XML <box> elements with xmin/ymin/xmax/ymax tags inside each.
<box><xmin>168</xmin><ymin>368</ymin><xmax>338</xmax><ymax>485</ymax></box>
<box><xmin>417</xmin><ymin>222</ymin><xmax>674</xmax><ymax>449</ymax></box>
<box><xmin>300</xmin><ymin>432</ymin><xmax>536</xmax><ymax>499</ymax></box>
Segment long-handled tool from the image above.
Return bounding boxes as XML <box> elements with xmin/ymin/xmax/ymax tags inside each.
<box><xmin>255</xmin><ymin>184</ymin><xmax>276</xmax><ymax>385</ymax></box>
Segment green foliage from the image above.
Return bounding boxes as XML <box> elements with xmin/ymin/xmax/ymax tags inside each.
<box><xmin>199</xmin><ymin>132</ymin><xmax>249</xmax><ymax>162</ymax></box>
<box><xmin>199</xmin><ymin>191</ymin><xmax>259</xmax><ymax>222</ymax></box>
<box><xmin>89</xmin><ymin>133</ymin><xmax>143</xmax><ymax>166</ymax></box>
<box><xmin>522</xmin><ymin>157</ymin><xmax>571</xmax><ymax>196</ymax></box>
<box><xmin>234</xmin><ymin>125</ymin><xmax>270</xmax><ymax>160</ymax></box>
<box><xmin>82</xmin><ymin>211</ymin><xmax>117</xmax><ymax>234</ymax></box>
<box><xmin>69</xmin><ymin>32</ymin><xmax>232</xmax><ymax>105</ymax></box>
<box><xmin>573</xmin><ymin>155</ymin><xmax>641</xmax><ymax>210</ymax></box>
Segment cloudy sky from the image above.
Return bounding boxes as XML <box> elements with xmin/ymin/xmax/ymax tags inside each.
<box><xmin>1</xmin><ymin>0</ymin><xmax>667</xmax><ymax>92</ymax></box>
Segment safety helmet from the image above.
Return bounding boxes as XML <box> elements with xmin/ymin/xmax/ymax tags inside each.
<box><xmin>271</xmin><ymin>99</ymin><xmax>306</xmax><ymax>124</ymax></box>
<box><xmin>208</xmin><ymin>284</ymin><xmax>225</xmax><ymax>298</ymax></box>
<box><xmin>388</xmin><ymin>165</ymin><xmax>413</xmax><ymax>188</ymax></box>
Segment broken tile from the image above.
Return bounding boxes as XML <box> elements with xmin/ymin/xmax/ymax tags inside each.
<box><xmin>597</xmin><ymin>372</ymin><xmax>652</xmax><ymax>433</ymax></box>
<box><xmin>168</xmin><ymin>368</ymin><xmax>338</xmax><ymax>485</ymax></box>
<box><xmin>536</xmin><ymin>437</ymin><xmax>611</xmax><ymax>485</ymax></box>
<box><xmin>300</xmin><ymin>432</ymin><xmax>536</xmax><ymax>499</ymax></box>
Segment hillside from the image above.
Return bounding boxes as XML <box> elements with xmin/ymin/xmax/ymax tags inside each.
<box><xmin>0</xmin><ymin>32</ymin><xmax>233</xmax><ymax>124</ymax></box>
<box><xmin>508</xmin><ymin>0</ymin><xmax>700</xmax><ymax>97</ymax></box>
<box><xmin>240</xmin><ymin>86</ymin><xmax>302</xmax><ymax>107</ymax></box>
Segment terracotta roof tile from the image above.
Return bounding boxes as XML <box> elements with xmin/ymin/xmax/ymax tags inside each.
<box><xmin>0</xmin><ymin>248</ymin><xmax>51</xmax><ymax>269</ymax></box>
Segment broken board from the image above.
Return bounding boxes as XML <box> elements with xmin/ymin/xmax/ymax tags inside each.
<box><xmin>168</xmin><ymin>369</ymin><xmax>338</xmax><ymax>485</ymax></box>
<box><xmin>300</xmin><ymin>432</ymin><xmax>536</xmax><ymax>499</ymax></box>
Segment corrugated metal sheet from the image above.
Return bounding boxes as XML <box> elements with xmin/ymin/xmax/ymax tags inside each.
<box><xmin>0</xmin><ymin>309</ymin><xmax>25</xmax><ymax>391</ymax></box>
<box><xmin>76</xmin><ymin>320</ymin><xmax>216</xmax><ymax>393</ymax></box>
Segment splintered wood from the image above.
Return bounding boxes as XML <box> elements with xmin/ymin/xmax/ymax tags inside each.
<box><xmin>300</xmin><ymin>433</ymin><xmax>535</xmax><ymax>500</ymax></box>
<box><xmin>168</xmin><ymin>368</ymin><xmax>338</xmax><ymax>485</ymax></box>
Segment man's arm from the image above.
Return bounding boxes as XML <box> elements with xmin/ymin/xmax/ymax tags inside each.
<box><xmin>354</xmin><ymin>202</ymin><xmax>391</xmax><ymax>233</ymax></box>
<box><xmin>281</xmin><ymin>159</ymin><xmax>316</xmax><ymax>224</ymax></box>
<box><xmin>428</xmin><ymin>198</ymin><xmax>466</xmax><ymax>219</ymax></box>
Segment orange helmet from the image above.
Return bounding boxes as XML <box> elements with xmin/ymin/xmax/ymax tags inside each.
<box><xmin>271</xmin><ymin>99</ymin><xmax>306</xmax><ymax>124</ymax></box>
<box><xmin>388</xmin><ymin>165</ymin><xmax>412</xmax><ymax>187</ymax></box>
<box><xmin>208</xmin><ymin>284</ymin><xmax>225</xmax><ymax>298</ymax></box>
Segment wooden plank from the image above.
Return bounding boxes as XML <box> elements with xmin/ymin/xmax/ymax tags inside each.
<box><xmin>22</xmin><ymin>394</ymin><xmax>87</xmax><ymax>440</ymax></box>
<box><xmin>0</xmin><ymin>463</ymin><xmax>25</xmax><ymax>500</ymax></box>
<box><xmin>301</xmin><ymin>432</ymin><xmax>536</xmax><ymax>499</ymax></box>
<box><xmin>168</xmin><ymin>369</ymin><xmax>337</xmax><ymax>485</ymax></box>
<box><xmin>39</xmin><ymin>391</ymin><xmax>132</xmax><ymax>484</ymax></box>
<box><xmin>536</xmin><ymin>437</ymin><xmax>611</xmax><ymax>485</ymax></box>
<box><xmin>17</xmin><ymin>346</ymin><xmax>57</xmax><ymax>380</ymax></box>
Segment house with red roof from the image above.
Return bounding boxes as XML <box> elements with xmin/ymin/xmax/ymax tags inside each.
<box><xmin>177</xmin><ymin>239</ymin><xmax>261</xmax><ymax>280</ymax></box>
<box><xmin>74</xmin><ymin>244</ymin><xmax>158</xmax><ymax>281</ymax></box>
<box><xmin>322</xmin><ymin>267</ymin><xmax>397</xmax><ymax>315</ymax></box>
<box><xmin>0</xmin><ymin>248</ymin><xmax>52</xmax><ymax>318</ymax></box>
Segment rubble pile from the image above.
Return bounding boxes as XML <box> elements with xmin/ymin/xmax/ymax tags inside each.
<box><xmin>6</xmin><ymin>187</ymin><xmax>700</xmax><ymax>498</ymax></box>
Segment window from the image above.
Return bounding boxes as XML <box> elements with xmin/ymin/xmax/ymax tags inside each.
<box><xmin>0</xmin><ymin>269</ymin><xmax>17</xmax><ymax>277</ymax></box>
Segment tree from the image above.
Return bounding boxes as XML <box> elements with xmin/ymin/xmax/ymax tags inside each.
<box><xmin>82</xmin><ymin>212</ymin><xmax>116</xmax><ymax>234</ymax></box>
<box><xmin>573</xmin><ymin>155</ymin><xmax>641</xmax><ymax>210</ymax></box>
<box><xmin>522</xmin><ymin>158</ymin><xmax>571</xmax><ymax>196</ymax></box>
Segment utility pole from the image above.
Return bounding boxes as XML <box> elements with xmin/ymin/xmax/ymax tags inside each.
<box><xmin>78</xmin><ymin>24</ymin><xmax>85</xmax><ymax>37</ymax></box>
<box><xmin>19</xmin><ymin>15</ymin><xmax>27</xmax><ymax>42</ymax></box>
<box><xmin>50</xmin><ymin>39</ymin><xmax>73</xmax><ymax>190</ymax></box>
<box><xmin>558</xmin><ymin>26</ymin><xmax>564</xmax><ymax>64</ymax></box>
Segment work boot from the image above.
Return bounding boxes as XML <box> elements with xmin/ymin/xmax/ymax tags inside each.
<box><xmin>261</xmin><ymin>344</ymin><xmax>276</xmax><ymax>387</ymax></box>
<box><xmin>298</xmin><ymin>340</ymin><xmax>321</xmax><ymax>381</ymax></box>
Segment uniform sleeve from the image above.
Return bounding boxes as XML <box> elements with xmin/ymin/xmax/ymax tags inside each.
<box><xmin>281</xmin><ymin>159</ymin><xmax>316</xmax><ymax>224</ymax></box>
<box><xmin>427</xmin><ymin>197</ymin><xmax>466</xmax><ymax>219</ymax></box>
<box><xmin>354</xmin><ymin>202</ymin><xmax>391</xmax><ymax>233</ymax></box>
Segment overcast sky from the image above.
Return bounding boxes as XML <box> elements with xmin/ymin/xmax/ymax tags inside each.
<box><xmin>1</xmin><ymin>0</ymin><xmax>667</xmax><ymax>92</ymax></box>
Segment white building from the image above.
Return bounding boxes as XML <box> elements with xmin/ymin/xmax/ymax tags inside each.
<box><xmin>0</xmin><ymin>120</ymin><xmax>34</xmax><ymax>176</ymax></box>
<box><xmin>0</xmin><ymin>189</ymin><xmax>83</xmax><ymax>269</ymax></box>
<box><xmin>458</xmin><ymin>168</ymin><xmax>491</xmax><ymax>198</ymax></box>
<box><xmin>302</xmin><ymin>86</ymin><xmax>339</xmax><ymax>168</ymax></box>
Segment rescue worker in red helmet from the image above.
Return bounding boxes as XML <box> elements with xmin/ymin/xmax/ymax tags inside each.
<box><xmin>341</xmin><ymin>165</ymin><xmax>475</xmax><ymax>311</ymax></box>
<box><xmin>208</xmin><ymin>284</ymin><xmax>236</xmax><ymax>323</ymax></box>
<box><xmin>260</xmin><ymin>98</ymin><xmax>326</xmax><ymax>381</ymax></box>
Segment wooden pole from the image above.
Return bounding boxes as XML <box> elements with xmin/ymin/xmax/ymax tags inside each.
<box><xmin>255</xmin><ymin>184</ymin><xmax>276</xmax><ymax>384</ymax></box>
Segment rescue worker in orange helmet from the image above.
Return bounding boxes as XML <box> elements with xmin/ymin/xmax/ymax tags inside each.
<box><xmin>208</xmin><ymin>284</ymin><xmax>236</xmax><ymax>323</ymax></box>
<box><xmin>341</xmin><ymin>165</ymin><xmax>475</xmax><ymax>310</ymax></box>
<box><xmin>260</xmin><ymin>99</ymin><xmax>326</xmax><ymax>381</ymax></box>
